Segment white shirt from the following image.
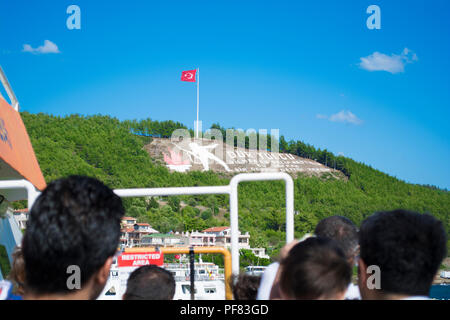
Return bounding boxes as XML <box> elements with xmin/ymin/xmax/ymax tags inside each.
<box><xmin>345</xmin><ymin>283</ymin><xmax>361</xmax><ymax>300</ymax></box>
<box><xmin>256</xmin><ymin>262</ymin><xmax>280</xmax><ymax>300</ymax></box>
<box><xmin>402</xmin><ymin>296</ymin><xmax>431</xmax><ymax>300</ymax></box>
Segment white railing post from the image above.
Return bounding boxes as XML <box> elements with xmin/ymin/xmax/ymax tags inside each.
<box><xmin>0</xmin><ymin>179</ymin><xmax>40</xmax><ymax>209</ymax></box>
<box><xmin>284</xmin><ymin>174</ymin><xmax>295</xmax><ymax>243</ymax></box>
<box><xmin>229</xmin><ymin>172</ymin><xmax>295</xmax><ymax>275</ymax></box>
<box><xmin>0</xmin><ymin>66</ymin><xmax>20</xmax><ymax>111</ymax></box>
<box><xmin>229</xmin><ymin>178</ymin><xmax>240</xmax><ymax>277</ymax></box>
<box><xmin>27</xmin><ymin>182</ymin><xmax>41</xmax><ymax>209</ymax></box>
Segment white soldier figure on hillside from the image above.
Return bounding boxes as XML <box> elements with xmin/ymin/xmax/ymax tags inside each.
<box><xmin>186</xmin><ymin>142</ymin><xmax>231</xmax><ymax>172</ymax></box>
<box><xmin>168</xmin><ymin>140</ymin><xmax>231</xmax><ymax>172</ymax></box>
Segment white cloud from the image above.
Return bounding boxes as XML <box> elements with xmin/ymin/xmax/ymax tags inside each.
<box><xmin>316</xmin><ymin>110</ymin><xmax>363</xmax><ymax>125</ymax></box>
<box><xmin>23</xmin><ymin>40</ymin><xmax>60</xmax><ymax>54</ymax></box>
<box><xmin>329</xmin><ymin>110</ymin><xmax>363</xmax><ymax>125</ymax></box>
<box><xmin>359</xmin><ymin>48</ymin><xmax>418</xmax><ymax>74</ymax></box>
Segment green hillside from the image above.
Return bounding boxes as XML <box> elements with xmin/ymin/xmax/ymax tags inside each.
<box><xmin>19</xmin><ymin>112</ymin><xmax>450</xmax><ymax>258</ymax></box>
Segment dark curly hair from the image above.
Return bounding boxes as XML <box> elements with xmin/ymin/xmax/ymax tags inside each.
<box><xmin>124</xmin><ymin>265</ymin><xmax>176</xmax><ymax>300</ymax></box>
<box><xmin>359</xmin><ymin>209</ymin><xmax>447</xmax><ymax>296</ymax></box>
<box><xmin>22</xmin><ymin>175</ymin><xmax>124</xmax><ymax>295</ymax></box>
<box><xmin>231</xmin><ymin>274</ymin><xmax>261</xmax><ymax>300</ymax></box>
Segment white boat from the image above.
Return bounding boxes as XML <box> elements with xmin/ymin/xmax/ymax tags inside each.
<box><xmin>245</xmin><ymin>265</ymin><xmax>267</xmax><ymax>276</ymax></box>
<box><xmin>164</xmin><ymin>262</ymin><xmax>226</xmax><ymax>300</ymax></box>
<box><xmin>98</xmin><ymin>258</ymin><xmax>226</xmax><ymax>300</ymax></box>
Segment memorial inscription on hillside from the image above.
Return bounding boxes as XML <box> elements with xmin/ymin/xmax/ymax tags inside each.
<box><xmin>144</xmin><ymin>138</ymin><xmax>343</xmax><ymax>178</ymax></box>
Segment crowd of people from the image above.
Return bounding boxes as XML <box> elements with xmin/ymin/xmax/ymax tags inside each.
<box><xmin>0</xmin><ymin>175</ymin><xmax>447</xmax><ymax>300</ymax></box>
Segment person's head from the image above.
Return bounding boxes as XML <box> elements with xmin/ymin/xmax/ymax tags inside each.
<box><xmin>279</xmin><ymin>237</ymin><xmax>352</xmax><ymax>300</ymax></box>
<box><xmin>358</xmin><ymin>209</ymin><xmax>447</xmax><ymax>300</ymax></box>
<box><xmin>22</xmin><ymin>175</ymin><xmax>124</xmax><ymax>299</ymax></box>
<box><xmin>7</xmin><ymin>246</ymin><xmax>26</xmax><ymax>296</ymax></box>
<box><xmin>231</xmin><ymin>274</ymin><xmax>261</xmax><ymax>300</ymax></box>
<box><xmin>315</xmin><ymin>216</ymin><xmax>359</xmax><ymax>264</ymax></box>
<box><xmin>123</xmin><ymin>265</ymin><xmax>175</xmax><ymax>300</ymax></box>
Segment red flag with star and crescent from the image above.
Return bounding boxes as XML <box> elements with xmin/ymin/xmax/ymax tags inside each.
<box><xmin>181</xmin><ymin>69</ymin><xmax>197</xmax><ymax>82</ymax></box>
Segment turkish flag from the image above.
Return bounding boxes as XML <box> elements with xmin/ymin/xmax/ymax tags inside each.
<box><xmin>181</xmin><ymin>69</ymin><xmax>196</xmax><ymax>82</ymax></box>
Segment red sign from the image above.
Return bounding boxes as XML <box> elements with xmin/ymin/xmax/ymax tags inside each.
<box><xmin>181</xmin><ymin>69</ymin><xmax>196</xmax><ymax>82</ymax></box>
<box><xmin>118</xmin><ymin>252</ymin><xmax>164</xmax><ymax>267</ymax></box>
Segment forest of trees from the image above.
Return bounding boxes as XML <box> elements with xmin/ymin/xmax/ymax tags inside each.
<box><xmin>19</xmin><ymin>112</ymin><xmax>450</xmax><ymax>260</ymax></box>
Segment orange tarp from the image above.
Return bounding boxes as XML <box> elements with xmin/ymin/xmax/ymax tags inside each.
<box><xmin>0</xmin><ymin>96</ymin><xmax>46</xmax><ymax>191</ymax></box>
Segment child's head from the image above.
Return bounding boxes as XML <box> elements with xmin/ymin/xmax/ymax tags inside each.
<box><xmin>279</xmin><ymin>236</ymin><xmax>352</xmax><ymax>300</ymax></box>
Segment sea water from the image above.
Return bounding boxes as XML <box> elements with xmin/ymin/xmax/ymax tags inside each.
<box><xmin>429</xmin><ymin>284</ymin><xmax>450</xmax><ymax>300</ymax></box>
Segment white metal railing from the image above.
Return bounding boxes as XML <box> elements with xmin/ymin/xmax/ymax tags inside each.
<box><xmin>229</xmin><ymin>173</ymin><xmax>294</xmax><ymax>274</ymax></box>
<box><xmin>0</xmin><ymin>172</ymin><xmax>295</xmax><ymax>275</ymax></box>
<box><xmin>0</xmin><ymin>179</ymin><xmax>40</xmax><ymax>208</ymax></box>
<box><xmin>0</xmin><ymin>66</ymin><xmax>19</xmax><ymax>111</ymax></box>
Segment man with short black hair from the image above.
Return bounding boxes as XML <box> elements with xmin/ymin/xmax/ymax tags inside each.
<box><xmin>358</xmin><ymin>209</ymin><xmax>447</xmax><ymax>300</ymax></box>
<box><xmin>123</xmin><ymin>265</ymin><xmax>176</xmax><ymax>300</ymax></box>
<box><xmin>314</xmin><ymin>215</ymin><xmax>359</xmax><ymax>261</ymax></box>
<box><xmin>315</xmin><ymin>215</ymin><xmax>360</xmax><ymax>299</ymax></box>
<box><xmin>22</xmin><ymin>175</ymin><xmax>124</xmax><ymax>300</ymax></box>
<box><xmin>279</xmin><ymin>236</ymin><xmax>352</xmax><ymax>300</ymax></box>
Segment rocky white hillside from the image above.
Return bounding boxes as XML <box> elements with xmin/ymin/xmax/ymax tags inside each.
<box><xmin>144</xmin><ymin>138</ymin><xmax>345</xmax><ymax>179</ymax></box>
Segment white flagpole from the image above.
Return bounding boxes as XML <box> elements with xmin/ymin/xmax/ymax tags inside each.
<box><xmin>196</xmin><ymin>68</ymin><xmax>199</xmax><ymax>139</ymax></box>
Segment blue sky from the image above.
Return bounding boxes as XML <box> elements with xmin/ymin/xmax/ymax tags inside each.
<box><xmin>1</xmin><ymin>0</ymin><xmax>449</xmax><ymax>189</ymax></box>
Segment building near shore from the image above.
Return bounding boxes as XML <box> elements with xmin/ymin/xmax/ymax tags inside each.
<box><xmin>120</xmin><ymin>217</ymin><xmax>159</xmax><ymax>248</ymax></box>
<box><xmin>202</xmin><ymin>226</ymin><xmax>250</xmax><ymax>249</ymax></box>
<box><xmin>141</xmin><ymin>233</ymin><xmax>187</xmax><ymax>247</ymax></box>
<box><xmin>202</xmin><ymin>226</ymin><xmax>269</xmax><ymax>259</ymax></box>
<box><xmin>118</xmin><ymin>217</ymin><xmax>269</xmax><ymax>259</ymax></box>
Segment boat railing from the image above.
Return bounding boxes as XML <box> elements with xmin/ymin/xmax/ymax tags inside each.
<box><xmin>164</xmin><ymin>262</ymin><xmax>220</xmax><ymax>269</ymax></box>
<box><xmin>2</xmin><ymin>172</ymin><xmax>294</xmax><ymax>276</ymax></box>
<box><xmin>173</xmin><ymin>274</ymin><xmax>224</xmax><ymax>282</ymax></box>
